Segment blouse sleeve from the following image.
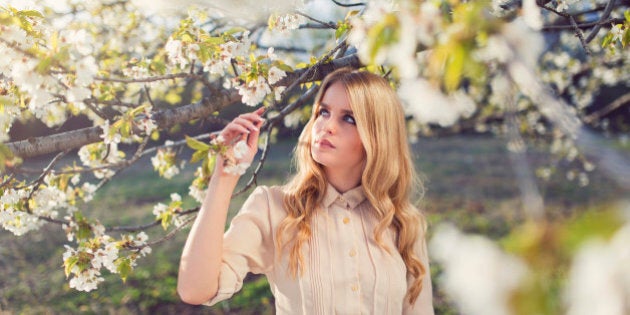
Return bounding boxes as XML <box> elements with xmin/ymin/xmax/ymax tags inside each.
<box><xmin>204</xmin><ymin>186</ymin><xmax>275</xmax><ymax>306</ymax></box>
<box><xmin>403</xmin><ymin>235</ymin><xmax>435</xmax><ymax>315</ymax></box>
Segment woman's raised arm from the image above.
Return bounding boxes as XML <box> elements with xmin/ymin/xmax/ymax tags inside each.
<box><xmin>177</xmin><ymin>108</ymin><xmax>264</xmax><ymax>305</ymax></box>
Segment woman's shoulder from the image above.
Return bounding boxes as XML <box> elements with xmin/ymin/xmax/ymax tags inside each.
<box><xmin>251</xmin><ymin>185</ymin><xmax>286</xmax><ymax>200</ymax></box>
<box><xmin>247</xmin><ymin>185</ymin><xmax>287</xmax><ymax>218</ymax></box>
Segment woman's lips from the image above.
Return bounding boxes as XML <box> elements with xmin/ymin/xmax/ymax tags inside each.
<box><xmin>317</xmin><ymin>138</ymin><xmax>335</xmax><ymax>148</ymax></box>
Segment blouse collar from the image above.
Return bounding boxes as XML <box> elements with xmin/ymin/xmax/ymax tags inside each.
<box><xmin>322</xmin><ymin>183</ymin><xmax>367</xmax><ymax>209</ymax></box>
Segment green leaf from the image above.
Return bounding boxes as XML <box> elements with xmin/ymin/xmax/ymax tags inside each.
<box><xmin>0</xmin><ymin>143</ymin><xmax>14</xmax><ymax>159</ymax></box>
<box><xmin>160</xmin><ymin>212</ymin><xmax>172</xmax><ymax>230</ymax></box>
<box><xmin>185</xmin><ymin>135</ymin><xmax>210</xmax><ymax>151</ymax></box>
<box><xmin>623</xmin><ymin>28</ymin><xmax>630</xmax><ymax>48</ymax></box>
<box><xmin>202</xmin><ymin>154</ymin><xmax>216</xmax><ymax>178</ymax></box>
<box><xmin>275</xmin><ymin>63</ymin><xmax>293</xmax><ymax>73</ymax></box>
<box><xmin>335</xmin><ymin>22</ymin><xmax>349</xmax><ymax>40</ymax></box>
<box><xmin>601</xmin><ymin>32</ymin><xmax>614</xmax><ymax>48</ymax></box>
<box><xmin>190</xmin><ymin>149</ymin><xmax>208</xmax><ymax>164</ymax></box>
<box><xmin>18</xmin><ymin>9</ymin><xmax>43</xmax><ymax>18</ymax></box>
<box><xmin>625</xmin><ymin>10</ymin><xmax>630</xmax><ymax>22</ymax></box>
<box><xmin>224</xmin><ymin>27</ymin><xmax>247</xmax><ymax>36</ymax></box>
<box><xmin>116</xmin><ymin>257</ymin><xmax>133</xmax><ymax>283</ymax></box>
<box><xmin>444</xmin><ymin>44</ymin><xmax>466</xmax><ymax>91</ymax></box>
<box><xmin>64</xmin><ymin>255</ymin><xmax>79</xmax><ymax>277</ymax></box>
<box><xmin>35</xmin><ymin>57</ymin><xmax>53</xmax><ymax>74</ymax></box>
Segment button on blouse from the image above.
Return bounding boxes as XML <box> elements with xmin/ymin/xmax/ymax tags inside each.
<box><xmin>204</xmin><ymin>184</ymin><xmax>434</xmax><ymax>314</ymax></box>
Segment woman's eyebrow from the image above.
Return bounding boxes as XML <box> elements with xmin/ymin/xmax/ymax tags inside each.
<box><xmin>320</xmin><ymin>103</ymin><xmax>354</xmax><ymax>115</ymax></box>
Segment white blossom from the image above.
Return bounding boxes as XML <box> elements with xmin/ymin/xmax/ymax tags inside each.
<box><xmin>522</xmin><ymin>0</ymin><xmax>543</xmax><ymax>30</ymax></box>
<box><xmin>267</xmin><ymin>66</ymin><xmax>286</xmax><ymax>85</ymax></box>
<box><xmin>274</xmin><ymin>86</ymin><xmax>286</xmax><ymax>101</ymax></box>
<box><xmin>170</xmin><ymin>193</ymin><xmax>181</xmax><ymax>202</ymax></box>
<box><xmin>430</xmin><ymin>224</ymin><xmax>529</xmax><ymax>315</ymax></box>
<box><xmin>152</xmin><ymin>202</ymin><xmax>168</xmax><ymax>217</ymax></box>
<box><xmin>92</xmin><ymin>237</ymin><xmax>119</xmax><ymax>273</ymax></box>
<box><xmin>610</xmin><ymin>24</ymin><xmax>624</xmax><ymax>43</ymax></box>
<box><xmin>68</xmin><ymin>267</ymin><xmax>104</xmax><ymax>292</ymax></box>
<box><xmin>565</xmin><ymin>224</ymin><xmax>630</xmax><ymax>315</ymax></box>
<box><xmin>75</xmin><ymin>56</ymin><xmax>98</xmax><ymax>86</ymax></box>
<box><xmin>236</xmin><ymin>76</ymin><xmax>271</xmax><ymax>106</ymax></box>
<box><xmin>399</xmin><ymin>78</ymin><xmax>476</xmax><ymax>127</ymax></box>
<box><xmin>62</xmin><ymin>29</ymin><xmax>95</xmax><ymax>56</ymax></box>
<box><xmin>269</xmin><ymin>13</ymin><xmax>305</xmax><ymax>34</ymax></box>
<box><xmin>203</xmin><ymin>58</ymin><xmax>228</xmax><ymax>76</ymax></box>
<box><xmin>223</xmin><ymin>161</ymin><xmax>250</xmax><ymax>176</ymax></box>
<box><xmin>233</xmin><ymin>140</ymin><xmax>249</xmax><ymax>160</ymax></box>
<box><xmin>283</xmin><ymin>109</ymin><xmax>303</xmax><ymax>128</ymax></box>
<box><xmin>151</xmin><ymin>144</ymin><xmax>180</xmax><ymax>179</ymax></box>
<box><xmin>165</xmin><ymin>38</ymin><xmax>188</xmax><ymax>69</ymax></box>
<box><xmin>100</xmin><ymin>120</ymin><xmax>122</xmax><ymax>144</ymax></box>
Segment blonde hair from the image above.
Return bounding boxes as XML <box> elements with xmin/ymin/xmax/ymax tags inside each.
<box><xmin>276</xmin><ymin>68</ymin><xmax>427</xmax><ymax>304</ymax></box>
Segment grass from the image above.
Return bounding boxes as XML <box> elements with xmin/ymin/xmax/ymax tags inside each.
<box><xmin>0</xmin><ymin>134</ymin><xmax>626</xmax><ymax>314</ymax></box>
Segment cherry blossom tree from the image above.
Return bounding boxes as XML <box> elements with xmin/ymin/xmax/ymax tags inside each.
<box><xmin>1</xmin><ymin>0</ymin><xmax>629</xmax><ymax>313</ymax></box>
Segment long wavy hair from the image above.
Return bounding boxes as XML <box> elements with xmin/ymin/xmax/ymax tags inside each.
<box><xmin>275</xmin><ymin>68</ymin><xmax>427</xmax><ymax>304</ymax></box>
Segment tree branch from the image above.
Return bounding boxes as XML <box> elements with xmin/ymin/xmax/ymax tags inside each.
<box><xmin>542</xmin><ymin>18</ymin><xmax>625</xmax><ymax>31</ymax></box>
<box><xmin>330</xmin><ymin>0</ymin><xmax>367</xmax><ymax>7</ymax></box>
<box><xmin>275</xmin><ymin>53</ymin><xmax>362</xmax><ymax>87</ymax></box>
<box><xmin>5</xmin><ymin>55</ymin><xmax>362</xmax><ymax>159</ymax></box>
<box><xmin>5</xmin><ymin>88</ymin><xmax>240</xmax><ymax>159</ymax></box>
<box><xmin>584</xmin><ymin>0</ymin><xmax>617</xmax><ymax>43</ymax></box>
<box><xmin>583</xmin><ymin>92</ymin><xmax>630</xmax><ymax>124</ymax></box>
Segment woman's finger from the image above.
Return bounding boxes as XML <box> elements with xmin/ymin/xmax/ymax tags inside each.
<box><xmin>223</xmin><ymin>123</ymin><xmax>250</xmax><ymax>135</ymax></box>
<box><xmin>232</xmin><ymin>117</ymin><xmax>259</xmax><ymax>132</ymax></box>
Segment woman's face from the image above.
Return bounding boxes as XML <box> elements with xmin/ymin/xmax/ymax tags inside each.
<box><xmin>311</xmin><ymin>82</ymin><xmax>366</xmax><ymax>176</ymax></box>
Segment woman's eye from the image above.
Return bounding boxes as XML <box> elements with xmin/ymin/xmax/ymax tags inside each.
<box><xmin>343</xmin><ymin>115</ymin><xmax>356</xmax><ymax>125</ymax></box>
<box><xmin>318</xmin><ymin>108</ymin><xmax>330</xmax><ymax>117</ymax></box>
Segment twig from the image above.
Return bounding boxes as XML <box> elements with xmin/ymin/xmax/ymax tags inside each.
<box><xmin>569</xmin><ymin>15</ymin><xmax>592</xmax><ymax>56</ymax></box>
<box><xmin>94</xmin><ymin>73</ymin><xmax>191</xmax><ymax>83</ymax></box>
<box><xmin>584</xmin><ymin>92</ymin><xmax>630</xmax><ymax>124</ymax></box>
<box><xmin>123</xmin><ymin>215</ymin><xmax>197</xmax><ymax>250</ymax></box>
<box><xmin>296</xmin><ymin>12</ymin><xmax>337</xmax><ymax>29</ymax></box>
<box><xmin>107</xmin><ymin>207</ymin><xmax>200</xmax><ymax>233</ymax></box>
<box><xmin>94</xmin><ymin>136</ymin><xmax>151</xmax><ymax>191</ymax></box>
<box><xmin>84</xmin><ymin>98</ymin><xmax>139</xmax><ymax>108</ymax></box>
<box><xmin>26</xmin><ymin>150</ymin><xmax>69</xmax><ymax>188</ymax></box>
<box><xmin>584</xmin><ymin>0</ymin><xmax>617</xmax><ymax>43</ymax></box>
<box><xmin>0</xmin><ymin>173</ymin><xmax>15</xmax><ymax>189</ymax></box>
<box><xmin>106</xmin><ymin>219</ymin><xmax>162</xmax><ymax>232</ymax></box>
<box><xmin>37</xmin><ymin>215</ymin><xmax>70</xmax><ymax>226</ymax></box>
<box><xmin>232</xmin><ymin>127</ymin><xmax>273</xmax><ymax>197</ymax></box>
<box><xmin>331</xmin><ymin>0</ymin><xmax>366</xmax><ymax>7</ymax></box>
<box><xmin>542</xmin><ymin>18</ymin><xmax>624</xmax><ymax>31</ymax></box>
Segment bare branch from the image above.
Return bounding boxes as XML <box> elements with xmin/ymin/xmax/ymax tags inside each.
<box><xmin>584</xmin><ymin>92</ymin><xmax>630</xmax><ymax>124</ymax></box>
<box><xmin>123</xmin><ymin>215</ymin><xmax>196</xmax><ymax>251</ymax></box>
<box><xmin>569</xmin><ymin>15</ymin><xmax>592</xmax><ymax>56</ymax></box>
<box><xmin>542</xmin><ymin>18</ymin><xmax>625</xmax><ymax>31</ymax></box>
<box><xmin>275</xmin><ymin>53</ymin><xmax>361</xmax><ymax>87</ymax></box>
<box><xmin>584</xmin><ymin>0</ymin><xmax>617</xmax><ymax>43</ymax></box>
<box><xmin>1</xmin><ymin>173</ymin><xmax>16</xmax><ymax>189</ymax></box>
<box><xmin>26</xmin><ymin>150</ymin><xmax>70</xmax><ymax>188</ymax></box>
<box><xmin>330</xmin><ymin>0</ymin><xmax>366</xmax><ymax>7</ymax></box>
<box><xmin>93</xmin><ymin>72</ymin><xmax>191</xmax><ymax>83</ymax></box>
<box><xmin>94</xmin><ymin>136</ymin><xmax>151</xmax><ymax>191</ymax></box>
<box><xmin>296</xmin><ymin>12</ymin><xmax>337</xmax><ymax>29</ymax></box>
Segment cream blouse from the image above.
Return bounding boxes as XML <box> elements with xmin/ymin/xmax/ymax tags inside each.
<box><xmin>205</xmin><ymin>184</ymin><xmax>434</xmax><ymax>314</ymax></box>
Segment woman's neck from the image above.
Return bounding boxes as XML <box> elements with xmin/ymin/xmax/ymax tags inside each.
<box><xmin>324</xmin><ymin>167</ymin><xmax>362</xmax><ymax>193</ymax></box>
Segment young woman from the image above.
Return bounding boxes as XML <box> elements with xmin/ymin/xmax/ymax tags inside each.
<box><xmin>178</xmin><ymin>68</ymin><xmax>434</xmax><ymax>314</ymax></box>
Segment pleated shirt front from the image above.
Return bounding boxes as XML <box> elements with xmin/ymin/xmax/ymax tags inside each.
<box><xmin>205</xmin><ymin>184</ymin><xmax>434</xmax><ymax>315</ymax></box>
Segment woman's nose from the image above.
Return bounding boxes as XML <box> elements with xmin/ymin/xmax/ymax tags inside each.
<box><xmin>322</xmin><ymin>118</ymin><xmax>336</xmax><ymax>134</ymax></box>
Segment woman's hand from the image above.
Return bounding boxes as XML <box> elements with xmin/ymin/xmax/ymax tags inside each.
<box><xmin>215</xmin><ymin>107</ymin><xmax>265</xmax><ymax>175</ymax></box>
